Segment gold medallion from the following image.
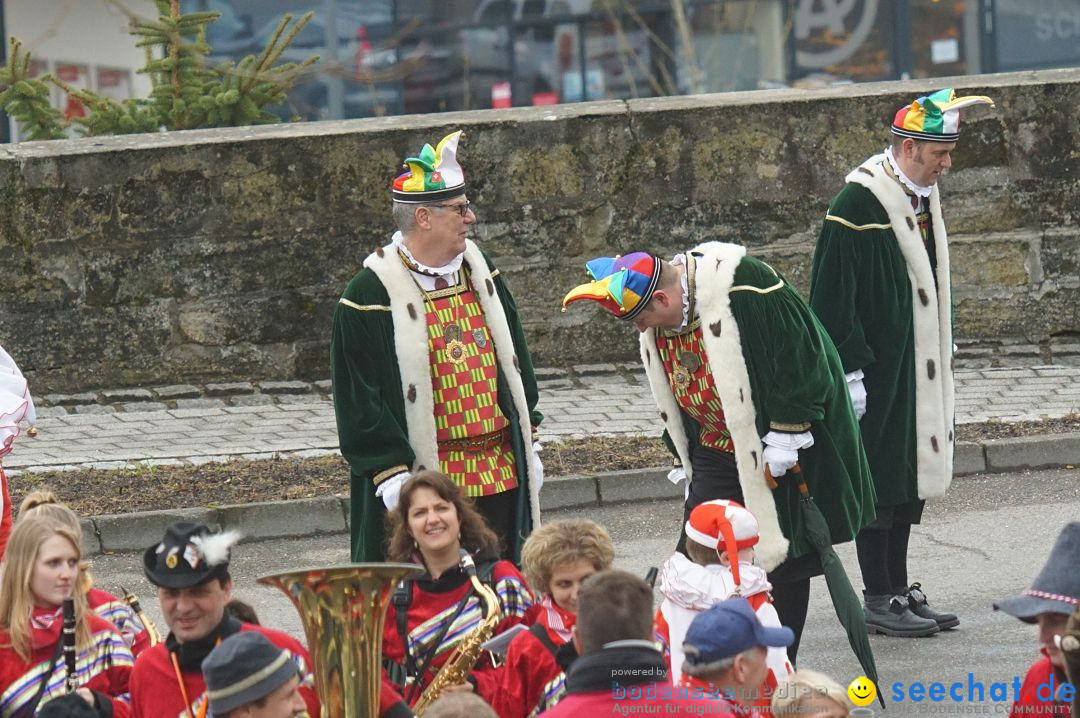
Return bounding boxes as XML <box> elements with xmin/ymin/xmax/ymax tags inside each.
<box><xmin>679</xmin><ymin>351</ymin><xmax>701</xmax><ymax>373</ymax></box>
<box><xmin>671</xmin><ymin>364</ymin><xmax>691</xmax><ymax>391</ymax></box>
<box><xmin>446</xmin><ymin>339</ymin><xmax>467</xmax><ymax>366</ymax></box>
<box><xmin>165</xmin><ymin>553</ymin><xmax>178</xmax><ymax>569</ymax></box>
<box><xmin>472</xmin><ymin>328</ymin><xmax>487</xmax><ymax>348</ymax></box>
<box><xmin>443</xmin><ymin>323</ymin><xmax>463</xmax><ymax>343</ymax></box>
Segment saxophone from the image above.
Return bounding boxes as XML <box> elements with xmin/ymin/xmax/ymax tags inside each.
<box><xmin>412</xmin><ymin>549</ymin><xmax>502</xmax><ymax>716</ymax></box>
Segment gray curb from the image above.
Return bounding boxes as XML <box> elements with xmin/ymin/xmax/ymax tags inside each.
<box><xmin>80</xmin><ymin>433</ymin><xmax>1080</xmax><ymax>555</ymax></box>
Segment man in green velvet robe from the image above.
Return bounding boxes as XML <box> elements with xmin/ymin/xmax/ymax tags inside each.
<box><xmin>809</xmin><ymin>89</ymin><xmax>994</xmax><ymax>637</ymax></box>
<box><xmin>562</xmin><ymin>244</ymin><xmax>876</xmax><ymax>664</ymax></box>
<box><xmin>331</xmin><ymin>130</ymin><xmax>542</xmax><ymax>562</ymax></box>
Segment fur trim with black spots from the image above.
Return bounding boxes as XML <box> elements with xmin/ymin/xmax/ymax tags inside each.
<box><xmin>846</xmin><ymin>155</ymin><xmax>954</xmax><ymax>498</ymax></box>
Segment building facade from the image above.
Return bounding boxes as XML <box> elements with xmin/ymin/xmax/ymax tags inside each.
<box><xmin>2</xmin><ymin>0</ymin><xmax>1079</xmax><ymax>138</ymax></box>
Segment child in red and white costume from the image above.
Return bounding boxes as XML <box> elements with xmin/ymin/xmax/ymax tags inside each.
<box><xmin>655</xmin><ymin>499</ymin><xmax>792</xmax><ymax>708</ymax></box>
<box><xmin>0</xmin><ymin>344</ymin><xmax>36</xmax><ymax>561</ymax></box>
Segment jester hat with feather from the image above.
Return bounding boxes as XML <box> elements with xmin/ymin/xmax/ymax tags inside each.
<box><xmin>891</xmin><ymin>88</ymin><xmax>995</xmax><ymax>142</ymax></box>
<box><xmin>392</xmin><ymin>130</ymin><xmax>466</xmax><ymax>203</ymax></box>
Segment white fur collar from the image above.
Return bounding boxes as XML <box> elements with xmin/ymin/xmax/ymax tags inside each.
<box><xmin>639</xmin><ymin>243</ymin><xmax>788</xmax><ymax>570</ymax></box>
<box><xmin>362</xmin><ymin>239</ymin><xmax>541</xmax><ymax>525</ymax></box>
<box><xmin>845</xmin><ymin>157</ymin><xmax>955</xmax><ymax>497</ymax></box>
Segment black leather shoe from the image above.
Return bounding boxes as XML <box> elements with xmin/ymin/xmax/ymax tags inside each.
<box><xmin>903</xmin><ymin>583</ymin><xmax>959</xmax><ymax>630</ymax></box>
<box><xmin>864</xmin><ymin>593</ymin><xmax>940</xmax><ymax>637</ymax></box>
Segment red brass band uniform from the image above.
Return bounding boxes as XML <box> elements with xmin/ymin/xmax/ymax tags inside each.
<box><xmin>494</xmin><ymin>599</ymin><xmax>578</xmax><ymax>718</ymax></box>
<box><xmin>86</xmin><ymin>588</ymin><xmax>150</xmax><ymax>658</ymax></box>
<box><xmin>382</xmin><ymin>558</ymin><xmax>532</xmax><ymax>707</ymax></box>
<box><xmin>129</xmin><ymin>618</ymin><xmax>318</xmax><ymax>718</ymax></box>
<box><xmin>0</xmin><ymin>611</ymin><xmax>133</xmax><ymax>718</ymax></box>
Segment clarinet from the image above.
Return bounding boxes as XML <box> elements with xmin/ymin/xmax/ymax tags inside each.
<box><xmin>62</xmin><ymin>598</ymin><xmax>78</xmax><ymax>693</ymax></box>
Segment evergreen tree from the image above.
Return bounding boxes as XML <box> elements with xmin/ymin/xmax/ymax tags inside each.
<box><xmin>0</xmin><ymin>0</ymin><xmax>318</xmax><ymax>139</ymax></box>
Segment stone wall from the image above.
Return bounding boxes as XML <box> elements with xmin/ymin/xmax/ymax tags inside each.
<box><xmin>1</xmin><ymin>69</ymin><xmax>1078</xmax><ymax>393</ymax></box>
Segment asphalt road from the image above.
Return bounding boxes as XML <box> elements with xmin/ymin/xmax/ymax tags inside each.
<box><xmin>89</xmin><ymin>467</ymin><xmax>1080</xmax><ymax>713</ymax></box>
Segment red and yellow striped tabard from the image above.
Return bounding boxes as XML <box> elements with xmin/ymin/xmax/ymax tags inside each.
<box><xmin>424</xmin><ymin>276</ymin><xmax>518</xmax><ymax>496</ymax></box>
<box><xmin>655</xmin><ymin>321</ymin><xmax>735</xmax><ymax>453</ymax></box>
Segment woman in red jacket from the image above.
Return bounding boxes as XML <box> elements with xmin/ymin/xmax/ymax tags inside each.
<box><xmin>493</xmin><ymin>519</ymin><xmax>615</xmax><ymax>718</ymax></box>
<box><xmin>382</xmin><ymin>471</ymin><xmax>533</xmax><ymax>709</ymax></box>
<box><xmin>17</xmin><ymin>491</ymin><xmax>152</xmax><ymax>658</ymax></box>
<box><xmin>0</xmin><ymin>513</ymin><xmax>134</xmax><ymax>717</ymax></box>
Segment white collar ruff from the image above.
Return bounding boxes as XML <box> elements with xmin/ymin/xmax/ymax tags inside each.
<box><xmin>392</xmin><ymin>231</ymin><xmax>464</xmax><ymax>276</ymax></box>
<box><xmin>885</xmin><ymin>146</ymin><xmax>933</xmax><ymax>199</ymax></box>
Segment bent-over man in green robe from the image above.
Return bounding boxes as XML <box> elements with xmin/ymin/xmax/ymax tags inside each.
<box><xmin>562</xmin><ymin>244</ymin><xmax>876</xmax><ymax>664</ymax></box>
<box><xmin>809</xmin><ymin>88</ymin><xmax>994</xmax><ymax>637</ymax></box>
<box><xmin>331</xmin><ymin>130</ymin><xmax>543</xmax><ymax>562</ymax></box>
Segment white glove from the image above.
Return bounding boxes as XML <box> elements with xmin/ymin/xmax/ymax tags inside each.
<box><xmin>846</xmin><ymin>369</ymin><xmax>867</xmax><ymax>420</ymax></box>
<box><xmin>761</xmin><ymin>430</ymin><xmax>813</xmax><ymax>478</ymax></box>
<box><xmin>532</xmin><ymin>441</ymin><xmax>544</xmax><ymax>492</ymax></box>
<box><xmin>762</xmin><ymin>445</ymin><xmax>798</xmax><ymax>477</ymax></box>
<box><xmin>375</xmin><ymin>472</ymin><xmax>409</xmax><ymax>511</ymax></box>
<box><xmin>666</xmin><ymin>467</ymin><xmax>687</xmax><ymax>486</ymax></box>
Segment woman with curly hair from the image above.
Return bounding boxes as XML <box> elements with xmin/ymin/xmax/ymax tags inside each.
<box><xmin>382</xmin><ymin>471</ymin><xmax>533</xmax><ymax>709</ymax></box>
<box><xmin>493</xmin><ymin>519</ymin><xmax>615</xmax><ymax>718</ymax></box>
<box><xmin>0</xmin><ymin>513</ymin><xmax>133</xmax><ymax>717</ymax></box>
<box><xmin>17</xmin><ymin>491</ymin><xmax>152</xmax><ymax>657</ymax></box>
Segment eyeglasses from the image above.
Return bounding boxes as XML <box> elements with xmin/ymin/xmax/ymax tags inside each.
<box><xmin>431</xmin><ymin>201</ymin><xmax>472</xmax><ymax>218</ymax></box>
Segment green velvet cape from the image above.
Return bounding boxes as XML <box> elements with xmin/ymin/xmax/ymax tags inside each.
<box><xmin>330</xmin><ymin>240</ymin><xmax>542</xmax><ymax>562</ymax></box>
<box><xmin>809</xmin><ymin>154</ymin><xmax>956</xmax><ymax>508</ymax></box>
<box><xmin>641</xmin><ymin>242</ymin><xmax>877</xmax><ymax>570</ymax></box>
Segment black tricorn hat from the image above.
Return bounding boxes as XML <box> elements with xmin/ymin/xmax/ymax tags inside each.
<box><xmin>143</xmin><ymin>521</ymin><xmax>241</xmax><ymax>589</ymax></box>
<box><xmin>995</xmin><ymin>521</ymin><xmax>1080</xmax><ymax>623</ymax></box>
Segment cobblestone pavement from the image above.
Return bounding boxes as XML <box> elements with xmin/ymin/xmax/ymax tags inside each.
<box><xmin>6</xmin><ymin>364</ymin><xmax>1080</xmax><ymax>472</ymax></box>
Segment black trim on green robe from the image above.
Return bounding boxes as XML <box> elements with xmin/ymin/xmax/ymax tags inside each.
<box><xmin>809</xmin><ymin>155</ymin><xmax>956</xmax><ymax>509</ymax></box>
<box><xmin>643</xmin><ymin>243</ymin><xmax>877</xmax><ymax>569</ymax></box>
<box><xmin>330</xmin><ymin>243</ymin><xmax>542</xmax><ymax>562</ymax></box>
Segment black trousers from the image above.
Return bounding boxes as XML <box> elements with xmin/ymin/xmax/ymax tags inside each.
<box><xmin>855</xmin><ymin>499</ymin><xmax>924</xmax><ymax>595</ymax></box>
<box><xmin>677</xmin><ymin>445</ymin><xmax>814</xmax><ymax>666</ymax></box>
<box><xmin>475</xmin><ymin>487</ymin><xmax>519</xmax><ymax>560</ymax></box>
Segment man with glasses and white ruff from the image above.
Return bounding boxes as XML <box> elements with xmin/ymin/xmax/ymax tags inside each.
<box><xmin>331</xmin><ymin>130</ymin><xmax>543</xmax><ymax>563</ymax></box>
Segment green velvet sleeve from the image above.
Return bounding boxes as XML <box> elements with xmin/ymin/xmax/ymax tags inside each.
<box><xmin>484</xmin><ymin>251</ymin><xmax>543</xmax><ymax>430</ymax></box>
<box><xmin>808</xmin><ymin>184</ymin><xmax>887</xmax><ymax>374</ymax></box>
<box><xmin>730</xmin><ymin>257</ymin><xmax>835</xmax><ymax>430</ymax></box>
<box><xmin>330</xmin><ymin>273</ymin><xmax>416</xmax><ymax>485</ymax></box>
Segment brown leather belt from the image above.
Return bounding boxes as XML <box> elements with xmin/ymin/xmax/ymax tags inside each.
<box><xmin>438</xmin><ymin>428</ymin><xmax>508</xmax><ymax>453</ymax></box>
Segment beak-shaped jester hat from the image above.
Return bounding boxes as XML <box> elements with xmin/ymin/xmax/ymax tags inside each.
<box><xmin>891</xmin><ymin>88</ymin><xmax>994</xmax><ymax>143</ymax></box>
<box><xmin>562</xmin><ymin>252</ymin><xmax>661</xmax><ymax>321</ymax></box>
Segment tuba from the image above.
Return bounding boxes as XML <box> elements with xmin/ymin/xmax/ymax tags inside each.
<box><xmin>411</xmin><ymin>550</ymin><xmax>502</xmax><ymax>716</ymax></box>
<box><xmin>258</xmin><ymin>563</ymin><xmax>422</xmax><ymax>718</ymax></box>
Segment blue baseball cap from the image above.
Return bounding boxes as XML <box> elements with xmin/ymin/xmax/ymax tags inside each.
<box><xmin>683</xmin><ymin>597</ymin><xmax>794</xmax><ymax>665</ymax></box>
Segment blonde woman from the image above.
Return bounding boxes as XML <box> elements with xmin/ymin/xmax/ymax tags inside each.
<box><xmin>493</xmin><ymin>519</ymin><xmax>615</xmax><ymax>718</ymax></box>
<box><xmin>771</xmin><ymin>669</ymin><xmax>854</xmax><ymax>718</ymax></box>
<box><xmin>0</xmin><ymin>513</ymin><xmax>134</xmax><ymax>716</ymax></box>
<box><xmin>17</xmin><ymin>490</ymin><xmax>151</xmax><ymax>657</ymax></box>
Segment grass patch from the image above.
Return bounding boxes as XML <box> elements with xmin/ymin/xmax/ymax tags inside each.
<box><xmin>10</xmin><ymin>417</ymin><xmax>1079</xmax><ymax>517</ymax></box>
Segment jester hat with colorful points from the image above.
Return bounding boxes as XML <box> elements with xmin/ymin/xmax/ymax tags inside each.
<box><xmin>392</xmin><ymin>130</ymin><xmax>466</xmax><ymax>203</ymax></box>
<box><xmin>891</xmin><ymin>88</ymin><xmax>994</xmax><ymax>143</ymax></box>
<box><xmin>562</xmin><ymin>252</ymin><xmax>662</xmax><ymax>321</ymax></box>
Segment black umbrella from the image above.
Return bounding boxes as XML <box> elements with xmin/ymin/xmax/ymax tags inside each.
<box><xmin>767</xmin><ymin>463</ymin><xmax>883</xmax><ymax>708</ymax></box>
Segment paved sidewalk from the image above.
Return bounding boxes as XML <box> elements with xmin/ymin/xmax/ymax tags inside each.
<box><xmin>7</xmin><ymin>364</ymin><xmax>1080</xmax><ymax>472</ymax></box>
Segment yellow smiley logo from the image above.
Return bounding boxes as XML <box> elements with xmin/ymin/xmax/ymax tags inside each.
<box><xmin>848</xmin><ymin>676</ymin><xmax>877</xmax><ymax>707</ymax></box>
